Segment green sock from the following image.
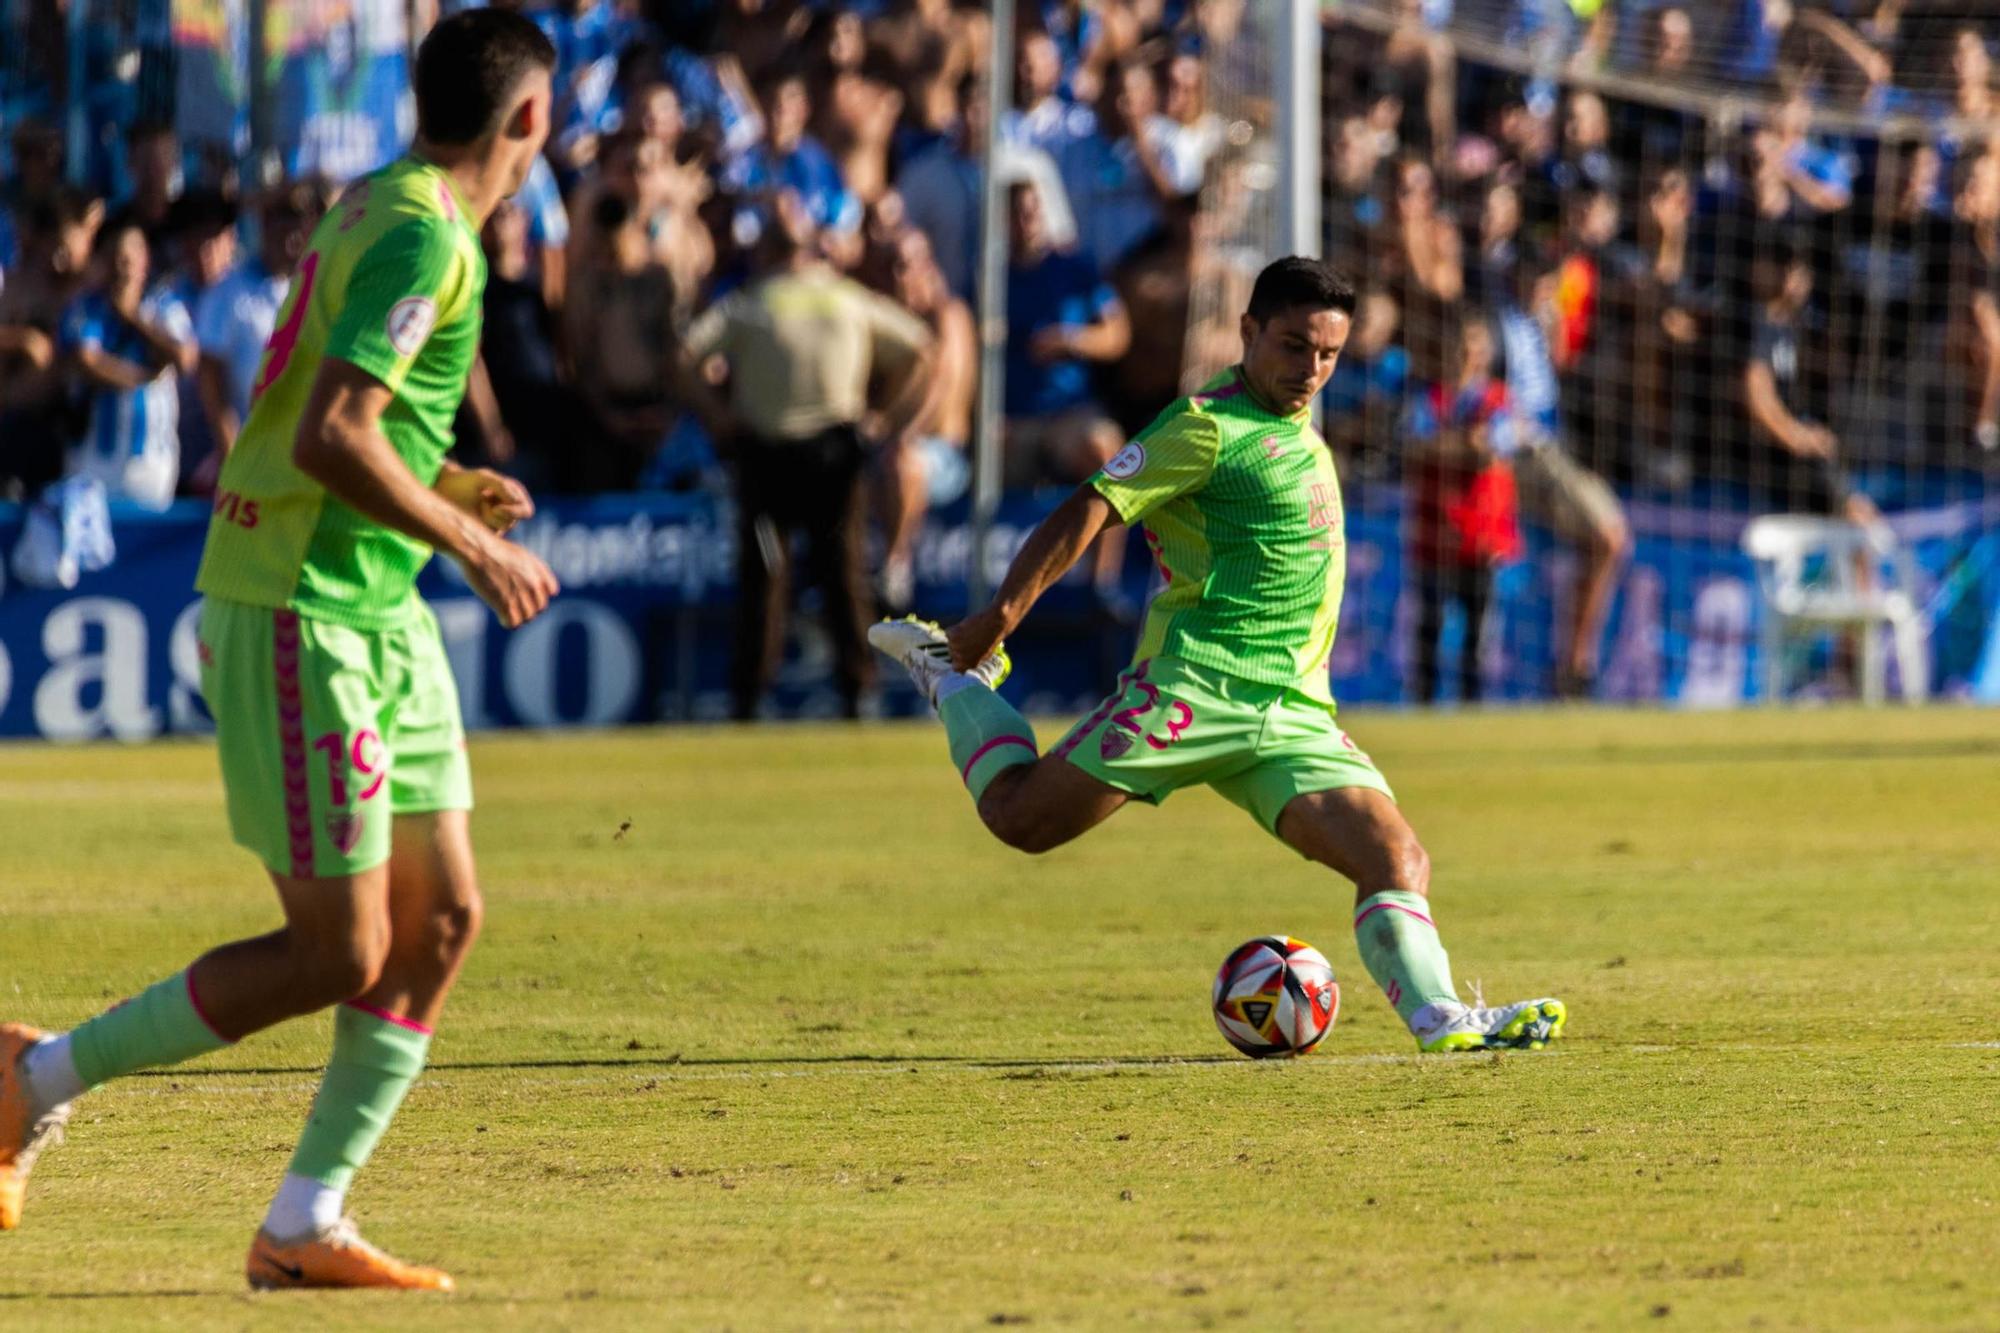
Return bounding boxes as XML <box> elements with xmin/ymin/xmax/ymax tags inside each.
<box><xmin>1352</xmin><ymin>891</ymin><xmax>1460</xmax><ymax>1028</ymax></box>
<box><xmin>287</xmin><ymin>1004</ymin><xmax>432</xmax><ymax>1192</ymax></box>
<box><xmin>938</xmin><ymin>683</ymin><xmax>1038</xmax><ymax>802</ymax></box>
<box><xmin>68</xmin><ymin>969</ymin><xmax>232</xmax><ymax>1088</ymax></box>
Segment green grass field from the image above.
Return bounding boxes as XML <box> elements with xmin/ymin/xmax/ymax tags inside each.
<box><xmin>2</xmin><ymin>707</ymin><xmax>1998</xmax><ymax>1330</ymax></box>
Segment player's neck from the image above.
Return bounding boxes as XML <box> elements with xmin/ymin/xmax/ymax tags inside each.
<box><xmin>1236</xmin><ymin>368</ymin><xmax>1294</xmax><ymax>420</ymax></box>
<box><xmin>409</xmin><ymin>140</ymin><xmax>509</xmax><ymax>227</ymax></box>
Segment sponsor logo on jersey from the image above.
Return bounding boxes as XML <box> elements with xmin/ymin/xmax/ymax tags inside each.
<box><xmin>385</xmin><ymin>296</ymin><xmax>438</xmax><ymax>357</ymax></box>
<box><xmin>1099</xmin><ymin>726</ymin><xmax>1134</xmax><ymax>760</ymax></box>
<box><xmin>1102</xmin><ymin>442</ymin><xmax>1146</xmax><ymax>480</ymax></box>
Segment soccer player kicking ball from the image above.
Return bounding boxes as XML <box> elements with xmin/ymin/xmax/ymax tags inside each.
<box><xmin>0</xmin><ymin>12</ymin><xmax>562</xmax><ymax>1291</ymax></box>
<box><xmin>872</xmin><ymin>258</ymin><xmax>1566</xmax><ymax>1054</ymax></box>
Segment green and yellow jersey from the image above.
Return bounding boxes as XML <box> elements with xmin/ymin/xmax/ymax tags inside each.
<box><xmin>195</xmin><ymin>155</ymin><xmax>487</xmax><ymax>629</ymax></box>
<box><xmin>1089</xmin><ymin>368</ymin><xmax>1345</xmax><ymax>704</ymax></box>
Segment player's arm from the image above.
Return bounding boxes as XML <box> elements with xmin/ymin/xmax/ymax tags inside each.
<box><xmin>949</xmin><ymin>413</ymin><xmax>1218</xmax><ymax>670</ymax></box>
<box><xmin>948</xmin><ymin>483</ymin><xmax>1118</xmax><ymax>670</ymax></box>
<box><xmin>292</xmin><ymin>358</ymin><xmax>557</xmax><ymax>627</ymax></box>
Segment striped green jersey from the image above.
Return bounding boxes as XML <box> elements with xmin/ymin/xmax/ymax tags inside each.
<box><xmin>1089</xmin><ymin>368</ymin><xmax>1345</xmax><ymax>703</ymax></box>
<box><xmin>195</xmin><ymin>155</ymin><xmax>486</xmax><ymax>629</ymax></box>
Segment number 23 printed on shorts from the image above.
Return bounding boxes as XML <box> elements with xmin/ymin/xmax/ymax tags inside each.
<box><xmin>1099</xmin><ymin>664</ymin><xmax>1194</xmax><ymax>761</ymax></box>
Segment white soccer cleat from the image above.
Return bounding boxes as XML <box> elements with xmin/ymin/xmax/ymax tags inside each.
<box><xmin>867</xmin><ymin>615</ymin><xmax>1011</xmax><ymax>709</ymax></box>
<box><xmin>1416</xmin><ymin>998</ymin><xmax>1567</xmax><ymax>1053</ymax></box>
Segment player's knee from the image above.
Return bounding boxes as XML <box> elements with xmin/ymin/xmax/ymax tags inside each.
<box><xmin>429</xmin><ymin>889</ymin><xmax>484</xmax><ymax>966</ymax></box>
<box><xmin>1388</xmin><ymin>836</ymin><xmax>1431</xmax><ymax>897</ymax></box>
<box><xmin>982</xmin><ymin>798</ymin><xmax>1066</xmax><ymax>856</ymax></box>
<box><xmin>297</xmin><ymin>931</ymin><xmax>390</xmax><ymax>1005</ymax></box>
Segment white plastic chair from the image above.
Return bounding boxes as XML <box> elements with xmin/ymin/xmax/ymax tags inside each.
<box><xmin>1740</xmin><ymin>515</ymin><xmax>1929</xmax><ymax>705</ymax></box>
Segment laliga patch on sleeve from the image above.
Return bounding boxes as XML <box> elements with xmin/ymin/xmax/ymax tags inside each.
<box><xmin>385</xmin><ymin>296</ymin><xmax>438</xmax><ymax>356</ymax></box>
<box><xmin>1102</xmin><ymin>442</ymin><xmax>1146</xmax><ymax>480</ymax></box>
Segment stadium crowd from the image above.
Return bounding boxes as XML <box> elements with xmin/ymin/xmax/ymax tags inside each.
<box><xmin>1</xmin><ymin>0</ymin><xmax>1997</xmax><ymax>706</ymax></box>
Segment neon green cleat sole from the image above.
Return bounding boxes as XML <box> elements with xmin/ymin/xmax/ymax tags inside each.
<box><xmin>1418</xmin><ymin>998</ymin><xmax>1567</xmax><ymax>1053</ymax></box>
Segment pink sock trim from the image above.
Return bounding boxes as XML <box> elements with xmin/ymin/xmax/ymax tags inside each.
<box><xmin>960</xmin><ymin>735</ymin><xmax>1036</xmax><ymax>785</ymax></box>
<box><xmin>1353</xmin><ymin>901</ymin><xmax>1436</xmax><ymax>931</ymax></box>
<box><xmin>183</xmin><ymin>970</ymin><xmax>232</xmax><ymax>1044</ymax></box>
<box><xmin>343</xmin><ymin>1000</ymin><xmax>434</xmax><ymax>1036</ymax></box>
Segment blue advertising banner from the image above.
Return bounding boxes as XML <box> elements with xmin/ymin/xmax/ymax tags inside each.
<box><xmin>0</xmin><ymin>490</ymin><xmax>1995</xmax><ymax>741</ymax></box>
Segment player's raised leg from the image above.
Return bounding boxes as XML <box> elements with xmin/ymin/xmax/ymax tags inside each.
<box><xmin>1275</xmin><ymin>787</ymin><xmax>1565</xmax><ymax>1052</ymax></box>
<box><xmin>2</xmin><ymin>866</ymin><xmax>395</xmax><ymax>1231</ymax></box>
<box><xmin>869</xmin><ymin>615</ymin><xmax>1130</xmax><ymax>851</ymax></box>
<box><xmin>249</xmin><ymin>811</ymin><xmax>480</xmax><ymax>1292</ymax></box>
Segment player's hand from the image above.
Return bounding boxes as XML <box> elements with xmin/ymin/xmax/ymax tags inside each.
<box><xmin>947</xmin><ymin>604</ymin><xmax>1011</xmax><ymax>673</ymax></box>
<box><xmin>462</xmin><ymin>536</ymin><xmax>560</xmax><ymax>629</ymax></box>
<box><xmin>438</xmin><ymin>466</ymin><xmax>536</xmax><ymax>535</ymax></box>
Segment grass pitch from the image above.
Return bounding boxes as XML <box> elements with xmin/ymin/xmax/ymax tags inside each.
<box><xmin>2</xmin><ymin>706</ymin><xmax>1998</xmax><ymax>1330</ymax></box>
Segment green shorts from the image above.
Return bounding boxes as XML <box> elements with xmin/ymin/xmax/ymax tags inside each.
<box><xmin>198</xmin><ymin>597</ymin><xmax>472</xmax><ymax>879</ymax></box>
<box><xmin>1053</xmin><ymin>656</ymin><xmax>1392</xmax><ymax>834</ymax></box>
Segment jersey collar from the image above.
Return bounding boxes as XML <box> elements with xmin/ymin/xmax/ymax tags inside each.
<box><xmin>1231</xmin><ymin>366</ymin><xmax>1315</xmax><ymax>426</ymax></box>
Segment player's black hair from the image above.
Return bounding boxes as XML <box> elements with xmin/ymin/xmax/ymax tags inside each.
<box><xmin>414</xmin><ymin>9</ymin><xmax>557</xmax><ymax>147</ymax></box>
<box><xmin>1246</xmin><ymin>257</ymin><xmax>1358</xmax><ymax>323</ymax></box>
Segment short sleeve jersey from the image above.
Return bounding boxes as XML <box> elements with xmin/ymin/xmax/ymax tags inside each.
<box><xmin>195</xmin><ymin>156</ymin><xmax>486</xmax><ymax>629</ymax></box>
<box><xmin>1090</xmin><ymin>368</ymin><xmax>1346</xmax><ymax>703</ymax></box>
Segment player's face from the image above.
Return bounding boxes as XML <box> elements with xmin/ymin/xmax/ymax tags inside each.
<box><xmin>1240</xmin><ymin>306</ymin><xmax>1351</xmax><ymax>415</ymax></box>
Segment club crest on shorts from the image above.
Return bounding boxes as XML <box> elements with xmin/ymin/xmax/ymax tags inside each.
<box><xmin>1102</xmin><ymin>442</ymin><xmax>1146</xmax><ymax>480</ymax></box>
<box><xmin>1099</xmin><ymin>725</ymin><xmax>1134</xmax><ymax>760</ymax></box>
<box><xmin>326</xmin><ymin>811</ymin><xmax>365</xmax><ymax>855</ymax></box>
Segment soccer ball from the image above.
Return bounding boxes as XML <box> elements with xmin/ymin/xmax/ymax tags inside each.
<box><xmin>1211</xmin><ymin>936</ymin><xmax>1340</xmax><ymax>1058</ymax></box>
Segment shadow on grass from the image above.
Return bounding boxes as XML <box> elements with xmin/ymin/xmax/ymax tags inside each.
<box><xmin>0</xmin><ymin>1290</ymin><xmax>215</xmax><ymax>1301</ymax></box>
<box><xmin>132</xmin><ymin>1051</ymin><xmax>1243</xmax><ymax>1078</ymax></box>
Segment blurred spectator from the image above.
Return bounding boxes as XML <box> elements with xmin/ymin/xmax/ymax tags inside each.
<box><xmin>1325</xmin><ymin>115</ymin><xmax>1388</xmax><ymax>270</ymax></box>
<box><xmin>159</xmin><ymin>188</ymin><xmax>241</xmax><ymax>494</ymax></box>
<box><xmin>1003</xmin><ymin>180</ymin><xmax>1130</xmax><ymax>482</ymax></box>
<box><xmin>0</xmin><ymin>188</ymin><xmax>103</xmax><ymax>498</ymax></box>
<box><xmin>867</xmin><ymin>0</ymin><xmax>990</xmax><ymax>143</ymax></box>
<box><xmin>1008</xmin><ymin>28</ymin><xmax>1091</xmax><ymax>161</ymax></box>
<box><xmin>1</xmin><ymin>121</ymin><xmax>66</xmax><ymax>274</ymax></box>
<box><xmin>514</xmin><ymin>152</ymin><xmax>572</xmax><ymax>312</ymax></box>
<box><xmin>1406</xmin><ymin>317</ymin><xmax>1520</xmax><ymax>705</ymax></box>
<box><xmin>722</xmin><ymin>66</ymin><xmax>863</xmax><ymax>257</ymax></box>
<box><xmin>1158</xmin><ymin>51</ymin><xmax>1223</xmax><ymax>193</ymax></box>
<box><xmin>874</xmin><ymin>225</ymin><xmax>975</xmax><ymax>613</ymax></box>
<box><xmin>1932</xmin><ymin>145</ymin><xmax>2000</xmax><ymax>454</ymax></box>
<box><xmin>678</xmin><ymin>191</ymin><xmax>934</xmax><ymax>720</ymax></box>
<box><xmin>1495</xmin><ymin>256</ymin><xmax>1630</xmax><ymax>698</ymax></box>
<box><xmin>1060</xmin><ymin>57</ymin><xmax>1189</xmax><ymax>271</ymax></box>
<box><xmin>58</xmin><ymin>214</ymin><xmax>197</xmax><ymax>510</ymax></box>
<box><xmin>1770</xmin><ymin>88</ymin><xmax>1855</xmax><ymax>215</ymax></box>
<box><xmin>119</xmin><ymin>121</ymin><xmax>182</xmax><ymax>252</ymax></box>
<box><xmin>192</xmin><ymin>181</ymin><xmax>326</xmax><ymax>485</ymax></box>
<box><xmin>570</xmin><ymin>125</ymin><xmax>713</xmax><ymax>323</ymax></box>
<box><xmin>806</xmin><ymin>9</ymin><xmax>903</xmax><ymax>210</ymax></box>
<box><xmin>1003</xmin><ymin>179</ymin><xmax>1130</xmax><ymax>601</ymax></box>
<box><xmin>564</xmin><ymin>172</ymin><xmax>682</xmax><ymax>492</ymax></box>
<box><xmin>1107</xmin><ymin>193</ymin><xmax>1201</xmax><ymax>438</ymax></box>
<box><xmin>1379</xmin><ymin>155</ymin><xmax>1463</xmax><ymax>384</ymax></box>
<box><xmin>1740</xmin><ymin>236</ymin><xmax>1877</xmax><ymax>525</ymax></box>
<box><xmin>1554</xmin><ymin>91</ymin><xmax>1620</xmax><ymax>201</ymax></box>
<box><xmin>481</xmin><ymin>198</ymin><xmax>593</xmax><ymax>493</ymax></box>
<box><xmin>1321</xmin><ymin>287</ymin><xmax>1410</xmax><ymax>483</ymax></box>
<box><xmin>897</xmin><ymin>74</ymin><xmax>1075</xmax><ymax>298</ymax></box>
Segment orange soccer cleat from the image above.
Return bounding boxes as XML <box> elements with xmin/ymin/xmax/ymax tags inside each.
<box><xmin>247</xmin><ymin>1218</ymin><xmax>456</xmax><ymax>1292</ymax></box>
<box><xmin>1</xmin><ymin>1022</ymin><xmax>70</xmax><ymax>1232</ymax></box>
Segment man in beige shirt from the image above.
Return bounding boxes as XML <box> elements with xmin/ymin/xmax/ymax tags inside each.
<box><xmin>682</xmin><ymin>190</ymin><xmax>934</xmax><ymax>719</ymax></box>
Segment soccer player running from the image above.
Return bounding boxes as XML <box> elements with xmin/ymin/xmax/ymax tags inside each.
<box><xmin>0</xmin><ymin>12</ymin><xmax>562</xmax><ymax>1291</ymax></box>
<box><xmin>871</xmin><ymin>258</ymin><xmax>1566</xmax><ymax>1054</ymax></box>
